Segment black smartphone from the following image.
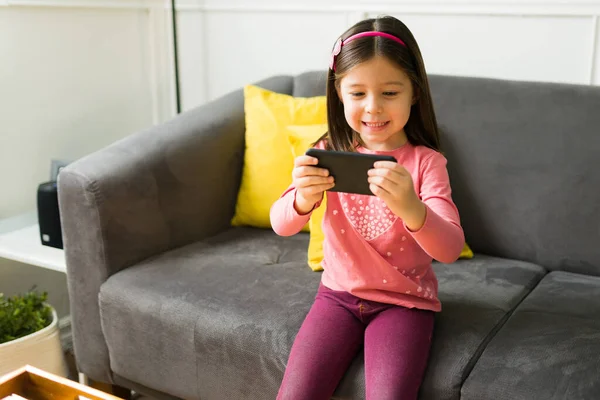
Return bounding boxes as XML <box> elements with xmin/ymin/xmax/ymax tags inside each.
<box><xmin>305</xmin><ymin>148</ymin><xmax>396</xmax><ymax>196</ymax></box>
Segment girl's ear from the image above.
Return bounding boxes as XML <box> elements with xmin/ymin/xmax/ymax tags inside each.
<box><xmin>411</xmin><ymin>89</ymin><xmax>420</xmax><ymax>105</ymax></box>
<box><xmin>411</xmin><ymin>84</ymin><xmax>420</xmax><ymax>105</ymax></box>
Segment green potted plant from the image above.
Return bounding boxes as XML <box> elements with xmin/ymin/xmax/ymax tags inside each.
<box><xmin>0</xmin><ymin>290</ymin><xmax>67</xmax><ymax>377</ymax></box>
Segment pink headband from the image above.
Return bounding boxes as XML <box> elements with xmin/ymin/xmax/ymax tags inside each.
<box><xmin>330</xmin><ymin>31</ymin><xmax>407</xmax><ymax>71</ymax></box>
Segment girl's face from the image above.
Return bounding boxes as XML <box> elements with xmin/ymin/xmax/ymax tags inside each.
<box><xmin>337</xmin><ymin>55</ymin><xmax>414</xmax><ymax>151</ymax></box>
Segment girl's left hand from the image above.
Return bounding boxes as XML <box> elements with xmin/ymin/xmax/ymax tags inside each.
<box><xmin>367</xmin><ymin>161</ymin><xmax>427</xmax><ymax>231</ymax></box>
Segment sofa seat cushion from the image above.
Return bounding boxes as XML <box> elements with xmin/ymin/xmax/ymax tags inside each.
<box><xmin>414</xmin><ymin>256</ymin><xmax>546</xmax><ymax>400</ymax></box>
<box><xmin>461</xmin><ymin>271</ymin><xmax>600</xmax><ymax>400</ymax></box>
<box><xmin>99</xmin><ymin>228</ymin><xmax>320</xmax><ymax>400</ymax></box>
<box><xmin>99</xmin><ymin>228</ymin><xmax>545</xmax><ymax>400</ymax></box>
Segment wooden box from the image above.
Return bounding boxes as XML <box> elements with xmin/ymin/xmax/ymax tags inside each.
<box><xmin>0</xmin><ymin>365</ymin><xmax>122</xmax><ymax>400</ymax></box>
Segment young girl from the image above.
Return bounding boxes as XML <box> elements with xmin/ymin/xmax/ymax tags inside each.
<box><xmin>270</xmin><ymin>15</ymin><xmax>465</xmax><ymax>400</ymax></box>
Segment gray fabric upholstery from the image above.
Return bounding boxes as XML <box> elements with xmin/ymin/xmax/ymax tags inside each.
<box><xmin>99</xmin><ymin>228</ymin><xmax>318</xmax><ymax>400</ymax></box>
<box><xmin>99</xmin><ymin>227</ymin><xmax>544</xmax><ymax>400</ymax></box>
<box><xmin>412</xmin><ymin>256</ymin><xmax>545</xmax><ymax>400</ymax></box>
<box><xmin>58</xmin><ymin>75</ymin><xmax>295</xmax><ymax>383</ymax></box>
<box><xmin>428</xmin><ymin>75</ymin><xmax>600</xmax><ymax>275</ymax></box>
<box><xmin>293</xmin><ymin>71</ymin><xmax>328</xmax><ymax>97</ymax></box>
<box><xmin>462</xmin><ymin>272</ymin><xmax>600</xmax><ymax>400</ymax></box>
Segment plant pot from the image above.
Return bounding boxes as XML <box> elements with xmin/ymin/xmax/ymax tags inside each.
<box><xmin>0</xmin><ymin>307</ymin><xmax>68</xmax><ymax>378</ymax></box>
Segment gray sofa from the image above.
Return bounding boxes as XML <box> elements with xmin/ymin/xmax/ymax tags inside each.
<box><xmin>58</xmin><ymin>71</ymin><xmax>600</xmax><ymax>400</ymax></box>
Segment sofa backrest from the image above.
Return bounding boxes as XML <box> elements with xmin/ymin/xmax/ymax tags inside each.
<box><xmin>291</xmin><ymin>71</ymin><xmax>600</xmax><ymax>276</ymax></box>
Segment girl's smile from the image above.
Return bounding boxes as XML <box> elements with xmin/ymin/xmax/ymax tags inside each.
<box><xmin>362</xmin><ymin>121</ymin><xmax>390</xmax><ymax>131</ymax></box>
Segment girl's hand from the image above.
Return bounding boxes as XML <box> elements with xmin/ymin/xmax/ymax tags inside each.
<box><xmin>367</xmin><ymin>161</ymin><xmax>427</xmax><ymax>231</ymax></box>
<box><xmin>292</xmin><ymin>155</ymin><xmax>335</xmax><ymax>214</ymax></box>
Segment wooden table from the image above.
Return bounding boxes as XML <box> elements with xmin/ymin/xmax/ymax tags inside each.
<box><xmin>0</xmin><ymin>365</ymin><xmax>122</xmax><ymax>400</ymax></box>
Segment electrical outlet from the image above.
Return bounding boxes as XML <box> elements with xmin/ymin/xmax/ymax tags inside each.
<box><xmin>50</xmin><ymin>159</ymin><xmax>71</xmax><ymax>181</ymax></box>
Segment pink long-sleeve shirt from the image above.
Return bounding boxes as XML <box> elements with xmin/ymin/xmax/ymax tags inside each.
<box><xmin>270</xmin><ymin>142</ymin><xmax>465</xmax><ymax>312</ymax></box>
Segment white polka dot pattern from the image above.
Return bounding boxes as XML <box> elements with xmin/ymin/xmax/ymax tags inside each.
<box><xmin>340</xmin><ymin>193</ymin><xmax>398</xmax><ymax>241</ymax></box>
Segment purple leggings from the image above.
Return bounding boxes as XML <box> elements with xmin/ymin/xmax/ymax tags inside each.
<box><xmin>277</xmin><ymin>283</ymin><xmax>435</xmax><ymax>400</ymax></box>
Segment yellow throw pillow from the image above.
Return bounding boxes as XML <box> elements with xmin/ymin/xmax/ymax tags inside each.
<box><xmin>286</xmin><ymin>124</ymin><xmax>329</xmax><ymax>271</ymax></box>
<box><xmin>287</xmin><ymin>123</ymin><xmax>474</xmax><ymax>270</ymax></box>
<box><xmin>460</xmin><ymin>242</ymin><xmax>474</xmax><ymax>259</ymax></box>
<box><xmin>231</xmin><ymin>85</ymin><xmax>327</xmax><ymax>230</ymax></box>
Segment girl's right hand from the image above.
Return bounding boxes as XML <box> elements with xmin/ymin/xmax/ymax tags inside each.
<box><xmin>292</xmin><ymin>155</ymin><xmax>335</xmax><ymax>215</ymax></box>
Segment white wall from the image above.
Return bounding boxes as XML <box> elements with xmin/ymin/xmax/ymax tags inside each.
<box><xmin>177</xmin><ymin>0</ymin><xmax>600</xmax><ymax>111</ymax></box>
<box><xmin>0</xmin><ymin>0</ymin><xmax>176</xmax><ymax>219</ymax></box>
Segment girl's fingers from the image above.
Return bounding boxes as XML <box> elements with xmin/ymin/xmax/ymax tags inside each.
<box><xmin>368</xmin><ymin>175</ymin><xmax>397</xmax><ymax>191</ymax></box>
<box><xmin>295</xmin><ymin>176</ymin><xmax>334</xmax><ymax>189</ymax></box>
<box><xmin>372</xmin><ymin>162</ymin><xmax>409</xmax><ymax>178</ymax></box>
<box><xmin>368</xmin><ymin>167</ymin><xmax>402</xmax><ymax>182</ymax></box>
<box><xmin>294</xmin><ymin>155</ymin><xmax>319</xmax><ymax>167</ymax></box>
<box><xmin>373</xmin><ymin>161</ymin><xmax>406</xmax><ymax>172</ymax></box>
<box><xmin>293</xmin><ymin>166</ymin><xmax>329</xmax><ymax>179</ymax></box>
<box><xmin>370</xmin><ymin>183</ymin><xmax>383</xmax><ymax>196</ymax></box>
<box><xmin>369</xmin><ymin>182</ymin><xmax>391</xmax><ymax>198</ymax></box>
<box><xmin>303</xmin><ymin>182</ymin><xmax>336</xmax><ymax>195</ymax></box>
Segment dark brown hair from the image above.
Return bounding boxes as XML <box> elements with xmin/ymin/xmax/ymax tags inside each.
<box><xmin>318</xmin><ymin>16</ymin><xmax>441</xmax><ymax>153</ymax></box>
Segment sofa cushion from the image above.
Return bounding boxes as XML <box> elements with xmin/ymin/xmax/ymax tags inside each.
<box><xmin>99</xmin><ymin>229</ymin><xmax>545</xmax><ymax>400</ymax></box>
<box><xmin>428</xmin><ymin>75</ymin><xmax>600</xmax><ymax>276</ymax></box>
<box><xmin>99</xmin><ymin>228</ymin><xmax>319</xmax><ymax>400</ymax></box>
<box><xmin>230</xmin><ymin>85</ymin><xmax>327</xmax><ymax>231</ymax></box>
<box><xmin>416</xmin><ymin>256</ymin><xmax>546</xmax><ymax>400</ymax></box>
<box><xmin>286</xmin><ymin>123</ymin><xmax>329</xmax><ymax>271</ymax></box>
<box><xmin>293</xmin><ymin>70</ymin><xmax>327</xmax><ymax>97</ymax></box>
<box><xmin>461</xmin><ymin>271</ymin><xmax>600</xmax><ymax>400</ymax></box>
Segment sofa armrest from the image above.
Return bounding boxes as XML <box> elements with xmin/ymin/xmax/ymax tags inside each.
<box><xmin>57</xmin><ymin>88</ymin><xmax>245</xmax><ymax>382</ymax></box>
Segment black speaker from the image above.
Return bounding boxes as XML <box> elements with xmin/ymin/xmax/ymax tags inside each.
<box><xmin>37</xmin><ymin>181</ymin><xmax>63</xmax><ymax>249</ymax></box>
